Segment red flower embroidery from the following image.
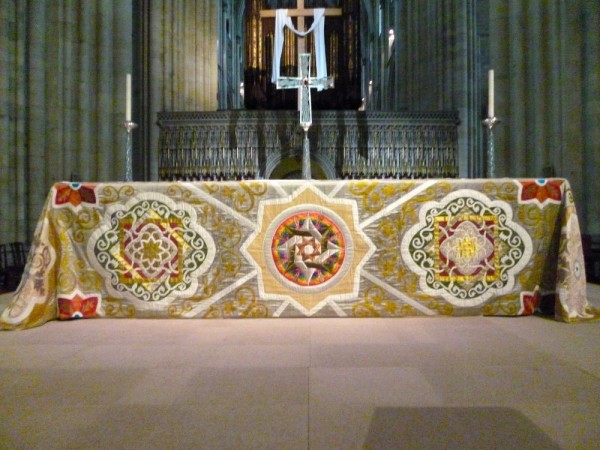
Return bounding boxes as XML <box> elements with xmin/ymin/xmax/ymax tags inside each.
<box><xmin>520</xmin><ymin>288</ymin><xmax>540</xmax><ymax>315</ymax></box>
<box><xmin>54</xmin><ymin>183</ymin><xmax>97</xmax><ymax>207</ymax></box>
<box><xmin>518</xmin><ymin>179</ymin><xmax>562</xmax><ymax>205</ymax></box>
<box><xmin>58</xmin><ymin>294</ymin><xmax>99</xmax><ymax>319</ymax></box>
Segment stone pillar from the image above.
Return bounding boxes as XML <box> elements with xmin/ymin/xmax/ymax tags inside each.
<box><xmin>582</xmin><ymin>2</ymin><xmax>600</xmax><ymax>234</ymax></box>
<box><xmin>388</xmin><ymin>0</ymin><xmax>480</xmax><ymax>177</ymax></box>
<box><xmin>0</xmin><ymin>0</ymin><xmax>133</xmax><ymax>242</ymax></box>
<box><xmin>218</xmin><ymin>0</ymin><xmax>245</xmax><ymax>110</ymax></box>
<box><xmin>146</xmin><ymin>0</ymin><xmax>218</xmax><ymax>181</ymax></box>
<box><xmin>490</xmin><ymin>0</ymin><xmax>599</xmax><ymax>234</ymax></box>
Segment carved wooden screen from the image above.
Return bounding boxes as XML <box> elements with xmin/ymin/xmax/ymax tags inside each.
<box><xmin>244</xmin><ymin>0</ymin><xmax>361</xmax><ymax>110</ymax></box>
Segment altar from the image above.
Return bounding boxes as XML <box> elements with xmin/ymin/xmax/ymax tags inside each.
<box><xmin>1</xmin><ymin>177</ymin><xmax>595</xmax><ymax>331</ymax></box>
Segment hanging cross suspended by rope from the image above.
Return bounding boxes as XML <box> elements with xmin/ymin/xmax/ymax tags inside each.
<box><xmin>259</xmin><ymin>0</ymin><xmax>342</xmax><ymax>56</ymax></box>
<box><xmin>260</xmin><ymin>0</ymin><xmax>340</xmax><ymax>111</ymax></box>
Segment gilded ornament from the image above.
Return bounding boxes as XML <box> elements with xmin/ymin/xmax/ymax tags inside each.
<box><xmin>352</xmin><ymin>301</ymin><xmax>379</xmax><ymax>317</ymax></box>
<box><xmin>99</xmin><ymin>185</ymin><xmax>135</xmax><ymax>204</ymax></box>
<box><xmin>482</xmin><ymin>181</ymin><xmax>517</xmax><ymax>201</ymax></box>
<box><xmin>103</xmin><ymin>297</ymin><xmax>136</xmax><ymax>317</ymax></box>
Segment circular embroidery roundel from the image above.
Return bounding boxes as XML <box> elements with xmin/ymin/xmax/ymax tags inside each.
<box><xmin>270</xmin><ymin>211</ymin><xmax>346</xmax><ymax>287</ymax></box>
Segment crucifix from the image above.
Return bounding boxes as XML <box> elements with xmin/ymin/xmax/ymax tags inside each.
<box><xmin>260</xmin><ymin>1</ymin><xmax>342</xmax><ymax>179</ymax></box>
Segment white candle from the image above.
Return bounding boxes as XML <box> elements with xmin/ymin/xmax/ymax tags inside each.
<box><xmin>126</xmin><ymin>73</ymin><xmax>132</xmax><ymax>122</ymax></box>
<box><xmin>488</xmin><ymin>69</ymin><xmax>494</xmax><ymax>118</ymax></box>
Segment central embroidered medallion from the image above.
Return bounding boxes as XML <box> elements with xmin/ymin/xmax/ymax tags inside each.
<box><xmin>242</xmin><ymin>184</ymin><xmax>375</xmax><ymax>314</ymax></box>
<box><xmin>271</xmin><ymin>211</ymin><xmax>346</xmax><ymax>287</ymax></box>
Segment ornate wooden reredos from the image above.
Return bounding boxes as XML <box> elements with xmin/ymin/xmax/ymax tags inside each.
<box><xmin>157</xmin><ymin>110</ymin><xmax>459</xmax><ymax>181</ymax></box>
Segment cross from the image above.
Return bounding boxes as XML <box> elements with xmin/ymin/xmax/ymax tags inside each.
<box><xmin>259</xmin><ymin>1</ymin><xmax>342</xmax><ymax>56</ymax></box>
<box><xmin>260</xmin><ymin>1</ymin><xmax>342</xmax><ymax>179</ymax></box>
<box><xmin>277</xmin><ymin>52</ymin><xmax>332</xmax><ymax>179</ymax></box>
<box><xmin>277</xmin><ymin>52</ymin><xmax>332</xmax><ymax>130</ymax></box>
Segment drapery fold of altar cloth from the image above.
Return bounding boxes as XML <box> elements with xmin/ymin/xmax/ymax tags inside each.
<box><xmin>1</xmin><ymin>179</ymin><xmax>597</xmax><ymax>330</ymax></box>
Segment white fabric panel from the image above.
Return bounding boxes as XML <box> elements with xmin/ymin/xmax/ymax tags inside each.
<box><xmin>272</xmin><ymin>8</ymin><xmax>327</xmax><ymax>89</ymax></box>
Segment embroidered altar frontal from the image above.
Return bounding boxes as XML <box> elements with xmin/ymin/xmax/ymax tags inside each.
<box><xmin>1</xmin><ymin>179</ymin><xmax>596</xmax><ymax>330</ymax></box>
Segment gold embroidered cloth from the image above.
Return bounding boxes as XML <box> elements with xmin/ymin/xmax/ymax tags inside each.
<box><xmin>2</xmin><ymin>179</ymin><xmax>596</xmax><ymax>330</ymax></box>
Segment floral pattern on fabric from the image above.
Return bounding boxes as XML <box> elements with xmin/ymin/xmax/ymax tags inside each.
<box><xmin>401</xmin><ymin>190</ymin><xmax>533</xmax><ymax>307</ymax></box>
<box><xmin>58</xmin><ymin>291</ymin><xmax>100</xmax><ymax>319</ymax></box>
<box><xmin>556</xmin><ymin>191</ymin><xmax>593</xmax><ymax>320</ymax></box>
<box><xmin>1</xmin><ymin>178</ymin><xmax>595</xmax><ymax>330</ymax></box>
<box><xmin>0</xmin><ymin>210</ymin><xmax>58</xmax><ymax>330</ymax></box>
<box><xmin>88</xmin><ymin>193</ymin><xmax>215</xmax><ymax>303</ymax></box>
<box><xmin>54</xmin><ymin>183</ymin><xmax>98</xmax><ymax>210</ymax></box>
<box><xmin>519</xmin><ymin>287</ymin><xmax>540</xmax><ymax>315</ymax></box>
<box><xmin>517</xmin><ymin>179</ymin><xmax>563</xmax><ymax>207</ymax></box>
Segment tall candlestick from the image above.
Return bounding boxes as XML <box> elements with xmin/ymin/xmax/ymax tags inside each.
<box><xmin>126</xmin><ymin>73</ymin><xmax>132</xmax><ymax>122</ymax></box>
<box><xmin>488</xmin><ymin>69</ymin><xmax>494</xmax><ymax>118</ymax></box>
<box><xmin>483</xmin><ymin>69</ymin><xmax>500</xmax><ymax>177</ymax></box>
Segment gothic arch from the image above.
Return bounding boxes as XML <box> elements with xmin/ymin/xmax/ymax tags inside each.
<box><xmin>264</xmin><ymin>148</ymin><xmax>337</xmax><ymax>180</ymax></box>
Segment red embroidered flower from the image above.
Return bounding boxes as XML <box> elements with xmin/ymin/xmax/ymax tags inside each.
<box><xmin>518</xmin><ymin>179</ymin><xmax>562</xmax><ymax>205</ymax></box>
<box><xmin>54</xmin><ymin>183</ymin><xmax>97</xmax><ymax>207</ymax></box>
<box><xmin>520</xmin><ymin>288</ymin><xmax>540</xmax><ymax>315</ymax></box>
<box><xmin>58</xmin><ymin>294</ymin><xmax>99</xmax><ymax>319</ymax></box>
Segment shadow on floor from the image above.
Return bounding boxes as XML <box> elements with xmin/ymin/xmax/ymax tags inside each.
<box><xmin>363</xmin><ymin>406</ymin><xmax>560</xmax><ymax>449</ymax></box>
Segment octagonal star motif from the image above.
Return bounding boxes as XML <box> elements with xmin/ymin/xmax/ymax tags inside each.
<box><xmin>242</xmin><ymin>184</ymin><xmax>374</xmax><ymax>313</ymax></box>
<box><xmin>121</xmin><ymin>220</ymin><xmax>182</xmax><ymax>282</ymax></box>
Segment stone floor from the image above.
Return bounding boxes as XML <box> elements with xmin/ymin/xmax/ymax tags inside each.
<box><xmin>0</xmin><ymin>285</ymin><xmax>598</xmax><ymax>449</ymax></box>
